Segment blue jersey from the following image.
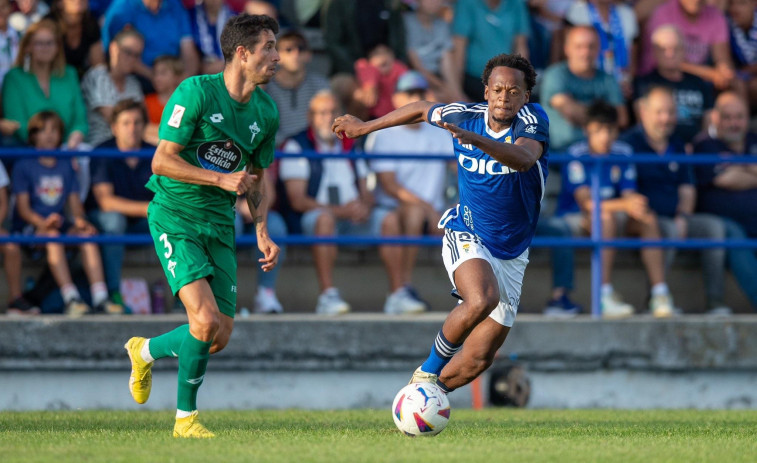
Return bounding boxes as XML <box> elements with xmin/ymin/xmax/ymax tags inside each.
<box><xmin>427</xmin><ymin>102</ymin><xmax>549</xmax><ymax>259</ymax></box>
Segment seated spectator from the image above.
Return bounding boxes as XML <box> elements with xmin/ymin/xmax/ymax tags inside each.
<box><xmin>402</xmin><ymin>0</ymin><xmax>464</xmax><ymax>103</ymax></box>
<box><xmin>451</xmin><ymin>0</ymin><xmax>531</xmax><ymax>101</ymax></box>
<box><xmin>622</xmin><ymin>85</ymin><xmax>729</xmax><ymax>314</ymax></box>
<box><xmin>143</xmin><ymin>55</ymin><xmax>182</xmax><ymax>145</ymax></box>
<box><xmin>103</xmin><ymin>0</ymin><xmax>199</xmax><ymax>80</ymax></box>
<box><xmin>554</xmin><ymin>100</ymin><xmax>674</xmax><ymax>318</ymax></box>
<box><xmin>243</xmin><ymin>0</ymin><xmax>278</xmax><ymax>18</ymax></box>
<box><xmin>279</xmin><ymin>90</ymin><xmax>406</xmax><ymax>315</ymax></box>
<box><xmin>541</xmin><ymin>25</ymin><xmax>628</xmax><ymax>153</ymax></box>
<box><xmin>354</xmin><ymin>44</ymin><xmax>408</xmax><ymax>119</ymax></box>
<box><xmin>537</xmin><ymin>207</ymin><xmax>582</xmax><ymax>317</ymax></box>
<box><xmin>693</xmin><ymin>91</ymin><xmax>757</xmax><ymax>309</ymax></box>
<box><xmin>235</xmin><ymin>162</ymin><xmax>287</xmax><ymax>313</ymax></box>
<box><xmin>45</xmin><ymin>0</ymin><xmax>105</xmax><ymax>77</ymax></box>
<box><xmin>81</xmin><ymin>29</ymin><xmax>144</xmax><ymax>146</ymax></box>
<box><xmin>88</xmin><ymin>100</ymin><xmax>154</xmax><ymax>310</ymax></box>
<box><xmin>189</xmin><ymin>0</ymin><xmax>232</xmax><ymax>75</ymax></box>
<box><xmin>726</xmin><ymin>0</ymin><xmax>757</xmax><ymax>112</ymax></box>
<box><xmin>364</xmin><ymin>71</ymin><xmax>453</xmax><ymax>313</ymax></box>
<box><xmin>264</xmin><ymin>29</ymin><xmax>329</xmax><ymax>146</ymax></box>
<box><xmin>0</xmin><ymin>0</ymin><xmax>19</xmax><ymax>85</ymax></box>
<box><xmin>565</xmin><ymin>0</ymin><xmax>639</xmax><ymax>97</ymax></box>
<box><xmin>634</xmin><ymin>24</ymin><xmax>714</xmax><ymax>146</ymax></box>
<box><xmin>12</xmin><ymin>111</ymin><xmax>122</xmax><ymax>316</ymax></box>
<box><xmin>1</xmin><ymin>19</ymin><xmax>88</xmax><ymax>148</ymax></box>
<box><xmin>9</xmin><ymin>0</ymin><xmax>49</xmax><ymax>34</ymax></box>
<box><xmin>640</xmin><ymin>0</ymin><xmax>736</xmax><ymax>91</ymax></box>
<box><xmin>0</xmin><ymin>159</ymin><xmax>33</xmax><ymax>314</ymax></box>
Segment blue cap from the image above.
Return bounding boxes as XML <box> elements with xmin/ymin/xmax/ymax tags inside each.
<box><xmin>395</xmin><ymin>71</ymin><xmax>428</xmax><ymax>93</ymax></box>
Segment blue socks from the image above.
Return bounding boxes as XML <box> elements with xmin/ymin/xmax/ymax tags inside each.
<box><xmin>420</xmin><ymin>330</ymin><xmax>462</xmax><ymax>376</ymax></box>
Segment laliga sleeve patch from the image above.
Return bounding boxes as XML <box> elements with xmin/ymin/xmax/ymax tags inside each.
<box><xmin>167</xmin><ymin>104</ymin><xmax>186</xmax><ymax>128</ymax></box>
<box><xmin>431</xmin><ymin>106</ymin><xmax>443</xmax><ymax>124</ymax></box>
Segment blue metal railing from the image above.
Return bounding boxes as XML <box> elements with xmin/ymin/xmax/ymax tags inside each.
<box><xmin>5</xmin><ymin>147</ymin><xmax>757</xmax><ymax>317</ymax></box>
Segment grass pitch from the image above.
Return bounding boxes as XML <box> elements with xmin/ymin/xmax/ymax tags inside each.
<box><xmin>2</xmin><ymin>409</ymin><xmax>756</xmax><ymax>463</ymax></box>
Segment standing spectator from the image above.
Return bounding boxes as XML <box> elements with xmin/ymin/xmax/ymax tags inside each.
<box><xmin>263</xmin><ymin>29</ymin><xmax>328</xmax><ymax>145</ymax></box>
<box><xmin>8</xmin><ymin>0</ymin><xmax>49</xmax><ymax>34</ymax></box>
<box><xmin>81</xmin><ymin>29</ymin><xmax>144</xmax><ymax>146</ymax></box>
<box><xmin>88</xmin><ymin>100</ymin><xmax>154</xmax><ymax>310</ymax></box>
<box><xmin>2</xmin><ymin>19</ymin><xmax>88</xmax><ymax>147</ymax></box>
<box><xmin>726</xmin><ymin>0</ymin><xmax>757</xmax><ymax>111</ymax></box>
<box><xmin>565</xmin><ymin>0</ymin><xmax>639</xmax><ymax>97</ymax></box>
<box><xmin>541</xmin><ymin>25</ymin><xmax>627</xmax><ymax>153</ymax></box>
<box><xmin>0</xmin><ymin>0</ymin><xmax>19</xmax><ymax>85</ymax></box>
<box><xmin>403</xmin><ymin>0</ymin><xmax>463</xmax><ymax>103</ymax></box>
<box><xmin>634</xmin><ymin>24</ymin><xmax>714</xmax><ymax>145</ymax></box>
<box><xmin>46</xmin><ymin>0</ymin><xmax>105</xmax><ymax>77</ymax></box>
<box><xmin>354</xmin><ymin>44</ymin><xmax>408</xmax><ymax>118</ymax></box>
<box><xmin>693</xmin><ymin>91</ymin><xmax>757</xmax><ymax>309</ymax></box>
<box><xmin>189</xmin><ymin>0</ymin><xmax>232</xmax><ymax>75</ymax></box>
<box><xmin>451</xmin><ymin>0</ymin><xmax>531</xmax><ymax>101</ymax></box>
<box><xmin>143</xmin><ymin>55</ymin><xmax>182</xmax><ymax>145</ymax></box>
<box><xmin>364</xmin><ymin>71</ymin><xmax>453</xmax><ymax>313</ymax></box>
<box><xmin>322</xmin><ymin>0</ymin><xmax>406</xmax><ymax>75</ymax></box>
<box><xmin>103</xmin><ymin>0</ymin><xmax>199</xmax><ymax>79</ymax></box>
<box><xmin>0</xmin><ymin>159</ymin><xmax>32</xmax><ymax>314</ymax></box>
<box><xmin>280</xmin><ymin>90</ymin><xmax>413</xmax><ymax>315</ymax></box>
<box><xmin>640</xmin><ymin>0</ymin><xmax>736</xmax><ymax>91</ymax></box>
<box><xmin>554</xmin><ymin>101</ymin><xmax>673</xmax><ymax>318</ymax></box>
<box><xmin>13</xmin><ymin>111</ymin><xmax>121</xmax><ymax>316</ymax></box>
<box><xmin>622</xmin><ymin>85</ymin><xmax>729</xmax><ymax>314</ymax></box>
<box><xmin>528</xmin><ymin>0</ymin><xmax>574</xmax><ymax>70</ymax></box>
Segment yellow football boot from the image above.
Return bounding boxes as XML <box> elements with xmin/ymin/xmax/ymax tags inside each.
<box><xmin>408</xmin><ymin>366</ymin><xmax>438</xmax><ymax>385</ymax></box>
<box><xmin>124</xmin><ymin>337</ymin><xmax>153</xmax><ymax>404</ymax></box>
<box><xmin>173</xmin><ymin>411</ymin><xmax>216</xmax><ymax>438</ymax></box>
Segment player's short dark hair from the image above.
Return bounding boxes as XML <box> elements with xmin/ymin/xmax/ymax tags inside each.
<box><xmin>111</xmin><ymin>99</ymin><xmax>147</xmax><ymax>125</ymax></box>
<box><xmin>220</xmin><ymin>14</ymin><xmax>279</xmax><ymax>63</ymax></box>
<box><xmin>27</xmin><ymin>110</ymin><xmax>64</xmax><ymax>147</ymax></box>
<box><xmin>586</xmin><ymin>100</ymin><xmax>618</xmax><ymax>126</ymax></box>
<box><xmin>481</xmin><ymin>54</ymin><xmax>537</xmax><ymax>92</ymax></box>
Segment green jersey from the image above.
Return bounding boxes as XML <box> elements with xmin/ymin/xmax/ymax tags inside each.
<box><xmin>146</xmin><ymin>73</ymin><xmax>279</xmax><ymax>225</ymax></box>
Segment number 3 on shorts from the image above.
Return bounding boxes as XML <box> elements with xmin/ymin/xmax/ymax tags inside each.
<box><xmin>159</xmin><ymin>233</ymin><xmax>173</xmax><ymax>258</ymax></box>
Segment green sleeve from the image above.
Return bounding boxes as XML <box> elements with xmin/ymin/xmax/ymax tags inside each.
<box><xmin>253</xmin><ymin>113</ymin><xmax>278</xmax><ymax>169</ymax></box>
<box><xmin>67</xmin><ymin>66</ymin><xmax>89</xmax><ymax>137</ymax></box>
<box><xmin>158</xmin><ymin>79</ymin><xmax>204</xmax><ymax>147</ymax></box>
<box><xmin>2</xmin><ymin>69</ymin><xmax>29</xmax><ymax>141</ymax></box>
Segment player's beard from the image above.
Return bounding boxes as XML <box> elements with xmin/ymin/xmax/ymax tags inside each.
<box><xmin>492</xmin><ymin>113</ymin><xmax>515</xmax><ymax>127</ymax></box>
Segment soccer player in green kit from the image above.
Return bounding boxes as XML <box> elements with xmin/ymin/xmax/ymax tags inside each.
<box><xmin>123</xmin><ymin>14</ymin><xmax>281</xmax><ymax>438</ymax></box>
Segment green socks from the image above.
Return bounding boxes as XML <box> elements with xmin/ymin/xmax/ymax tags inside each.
<box><xmin>148</xmin><ymin>324</ymin><xmax>189</xmax><ymax>360</ymax></box>
<box><xmin>177</xmin><ymin>332</ymin><xmax>212</xmax><ymax>413</ymax></box>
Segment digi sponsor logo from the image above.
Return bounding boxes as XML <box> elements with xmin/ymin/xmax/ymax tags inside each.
<box><xmin>196</xmin><ymin>139</ymin><xmax>243</xmax><ymax>173</ymax></box>
<box><xmin>458</xmin><ymin>153</ymin><xmax>515</xmax><ymax>176</ymax></box>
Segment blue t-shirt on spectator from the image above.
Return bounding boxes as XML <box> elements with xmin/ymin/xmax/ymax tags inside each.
<box><xmin>103</xmin><ymin>0</ymin><xmax>192</xmax><ymax>67</ymax></box>
<box><xmin>555</xmin><ymin>139</ymin><xmax>636</xmax><ymax>216</ymax></box>
<box><xmin>11</xmin><ymin>158</ymin><xmax>80</xmax><ymax>230</ymax></box>
<box><xmin>620</xmin><ymin>125</ymin><xmax>693</xmax><ymax>218</ymax></box>
<box><xmin>86</xmin><ymin>139</ymin><xmax>155</xmax><ymax>211</ymax></box>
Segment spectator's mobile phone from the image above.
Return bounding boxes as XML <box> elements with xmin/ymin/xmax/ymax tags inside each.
<box><xmin>328</xmin><ymin>186</ymin><xmax>340</xmax><ymax>205</ymax></box>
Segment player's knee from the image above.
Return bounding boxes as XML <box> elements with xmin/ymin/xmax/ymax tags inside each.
<box><xmin>465</xmin><ymin>288</ymin><xmax>500</xmax><ymax>321</ymax></box>
<box><xmin>193</xmin><ymin>312</ymin><xmax>220</xmax><ymax>340</ymax></box>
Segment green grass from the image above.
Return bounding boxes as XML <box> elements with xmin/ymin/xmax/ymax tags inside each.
<box><xmin>2</xmin><ymin>409</ymin><xmax>757</xmax><ymax>463</ymax></box>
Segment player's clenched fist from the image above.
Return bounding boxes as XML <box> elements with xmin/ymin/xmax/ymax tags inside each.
<box><xmin>332</xmin><ymin>114</ymin><xmax>366</xmax><ymax>139</ymax></box>
<box><xmin>219</xmin><ymin>171</ymin><xmax>257</xmax><ymax>195</ymax></box>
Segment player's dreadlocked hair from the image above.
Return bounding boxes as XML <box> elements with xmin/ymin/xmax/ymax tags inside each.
<box><xmin>481</xmin><ymin>54</ymin><xmax>537</xmax><ymax>92</ymax></box>
<box><xmin>220</xmin><ymin>14</ymin><xmax>280</xmax><ymax>63</ymax></box>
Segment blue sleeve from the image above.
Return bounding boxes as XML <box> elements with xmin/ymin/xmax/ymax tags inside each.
<box><xmin>426</xmin><ymin>102</ymin><xmax>476</xmax><ymax>128</ymax></box>
<box><xmin>11</xmin><ymin>161</ymin><xmax>31</xmax><ymax>196</ymax></box>
<box><xmin>66</xmin><ymin>163</ymin><xmax>80</xmax><ymax>196</ymax></box>
<box><xmin>102</xmin><ymin>0</ymin><xmax>130</xmax><ymax>50</ymax></box>
<box><xmin>512</xmin><ymin>104</ymin><xmax>549</xmax><ymax>144</ymax></box>
<box><xmin>90</xmin><ymin>159</ymin><xmax>110</xmax><ymax>186</ymax></box>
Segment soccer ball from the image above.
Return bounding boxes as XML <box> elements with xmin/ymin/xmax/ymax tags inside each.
<box><xmin>391</xmin><ymin>382</ymin><xmax>450</xmax><ymax>436</ymax></box>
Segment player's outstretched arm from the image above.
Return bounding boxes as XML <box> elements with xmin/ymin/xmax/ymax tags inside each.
<box><xmin>442</xmin><ymin>122</ymin><xmax>543</xmax><ymax>172</ymax></box>
<box><xmin>246</xmin><ymin>166</ymin><xmax>280</xmax><ymax>272</ymax></box>
<box><xmin>332</xmin><ymin>101</ymin><xmax>436</xmax><ymax>139</ymax></box>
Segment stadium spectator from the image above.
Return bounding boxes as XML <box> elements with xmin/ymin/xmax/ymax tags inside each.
<box><xmin>451</xmin><ymin>0</ymin><xmax>531</xmax><ymax>101</ymax></box>
<box><xmin>12</xmin><ymin>111</ymin><xmax>122</xmax><ymax>316</ymax></box>
<box><xmin>541</xmin><ymin>25</ymin><xmax>627</xmax><ymax>153</ymax></box>
<box><xmin>354</xmin><ymin>44</ymin><xmax>408</xmax><ymax>118</ymax></box>
<box><xmin>263</xmin><ymin>28</ymin><xmax>329</xmax><ymax>145</ymax></box>
<box><xmin>280</xmin><ymin>90</ymin><xmax>410</xmax><ymax>315</ymax></box>
<box><xmin>322</xmin><ymin>0</ymin><xmax>406</xmax><ymax>75</ymax></box>
<box><xmin>554</xmin><ymin>100</ymin><xmax>673</xmax><ymax>318</ymax></box>
<box><xmin>537</xmin><ymin>210</ymin><xmax>582</xmax><ymax>317</ymax></box>
<box><xmin>0</xmin><ymin>159</ymin><xmax>32</xmax><ymax>314</ymax></box>
<box><xmin>243</xmin><ymin>0</ymin><xmax>278</xmax><ymax>18</ymax></box>
<box><xmin>143</xmin><ymin>55</ymin><xmax>182</xmax><ymax>145</ymax></box>
<box><xmin>102</xmin><ymin>0</ymin><xmax>199</xmax><ymax>80</ymax></box>
<box><xmin>634</xmin><ymin>24</ymin><xmax>714</xmax><ymax>145</ymax></box>
<box><xmin>402</xmin><ymin>0</ymin><xmax>464</xmax><ymax>103</ymax></box>
<box><xmin>726</xmin><ymin>0</ymin><xmax>757</xmax><ymax>111</ymax></box>
<box><xmin>364</xmin><ymin>71</ymin><xmax>452</xmax><ymax>313</ymax></box>
<box><xmin>622</xmin><ymin>85</ymin><xmax>729</xmax><ymax>315</ymax></box>
<box><xmin>45</xmin><ymin>0</ymin><xmax>105</xmax><ymax>78</ymax></box>
<box><xmin>87</xmin><ymin>99</ymin><xmax>154</xmax><ymax>310</ymax></box>
<box><xmin>235</xmin><ymin>163</ymin><xmax>287</xmax><ymax>313</ymax></box>
<box><xmin>81</xmin><ymin>29</ymin><xmax>144</xmax><ymax>146</ymax></box>
<box><xmin>693</xmin><ymin>91</ymin><xmax>757</xmax><ymax>309</ymax></box>
<box><xmin>189</xmin><ymin>0</ymin><xmax>232</xmax><ymax>75</ymax></box>
<box><xmin>1</xmin><ymin>19</ymin><xmax>88</xmax><ymax>148</ymax></box>
<box><xmin>527</xmin><ymin>0</ymin><xmax>573</xmax><ymax>72</ymax></box>
<box><xmin>565</xmin><ymin>0</ymin><xmax>639</xmax><ymax>98</ymax></box>
<box><xmin>640</xmin><ymin>0</ymin><xmax>736</xmax><ymax>91</ymax></box>
<box><xmin>8</xmin><ymin>0</ymin><xmax>49</xmax><ymax>34</ymax></box>
<box><xmin>0</xmin><ymin>0</ymin><xmax>19</xmax><ymax>85</ymax></box>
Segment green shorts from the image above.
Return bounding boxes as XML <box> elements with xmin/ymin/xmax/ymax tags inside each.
<box><xmin>147</xmin><ymin>200</ymin><xmax>237</xmax><ymax>318</ymax></box>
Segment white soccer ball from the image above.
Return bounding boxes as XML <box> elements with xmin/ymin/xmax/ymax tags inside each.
<box><xmin>391</xmin><ymin>382</ymin><xmax>450</xmax><ymax>436</ymax></box>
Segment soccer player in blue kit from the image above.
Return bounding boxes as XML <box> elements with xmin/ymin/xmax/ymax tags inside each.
<box><xmin>332</xmin><ymin>54</ymin><xmax>548</xmax><ymax>393</ymax></box>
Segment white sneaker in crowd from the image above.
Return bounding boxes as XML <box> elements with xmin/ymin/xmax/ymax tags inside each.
<box><xmin>384</xmin><ymin>287</ymin><xmax>427</xmax><ymax>315</ymax></box>
<box><xmin>315</xmin><ymin>288</ymin><xmax>351</xmax><ymax>315</ymax></box>
<box><xmin>254</xmin><ymin>287</ymin><xmax>283</xmax><ymax>314</ymax></box>
<box><xmin>601</xmin><ymin>291</ymin><xmax>634</xmax><ymax>319</ymax></box>
<box><xmin>649</xmin><ymin>293</ymin><xmax>674</xmax><ymax>318</ymax></box>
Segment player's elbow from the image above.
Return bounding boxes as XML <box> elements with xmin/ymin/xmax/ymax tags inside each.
<box><xmin>152</xmin><ymin>151</ymin><xmax>167</xmax><ymax>176</ymax></box>
<box><xmin>514</xmin><ymin>157</ymin><xmax>537</xmax><ymax>173</ymax></box>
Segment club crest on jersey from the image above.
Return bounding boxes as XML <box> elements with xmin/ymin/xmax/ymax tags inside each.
<box><xmin>524</xmin><ymin>125</ymin><xmax>537</xmax><ymax>134</ymax></box>
<box><xmin>249</xmin><ymin>121</ymin><xmax>261</xmax><ymax>143</ymax></box>
<box><xmin>196</xmin><ymin>138</ymin><xmax>243</xmax><ymax>173</ymax></box>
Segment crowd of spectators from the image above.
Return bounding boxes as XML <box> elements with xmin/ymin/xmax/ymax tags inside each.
<box><xmin>0</xmin><ymin>0</ymin><xmax>756</xmax><ymax>319</ymax></box>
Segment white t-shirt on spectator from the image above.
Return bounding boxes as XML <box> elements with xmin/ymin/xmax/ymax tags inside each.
<box><xmin>365</xmin><ymin>123</ymin><xmax>452</xmax><ymax>211</ymax></box>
